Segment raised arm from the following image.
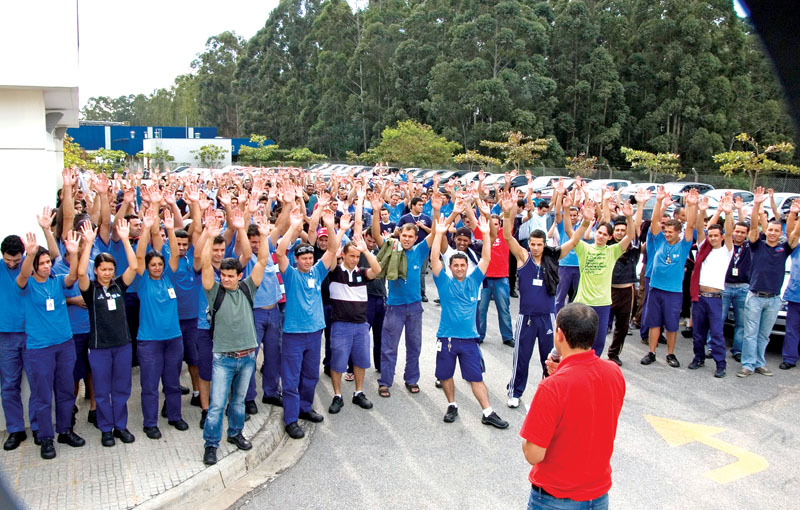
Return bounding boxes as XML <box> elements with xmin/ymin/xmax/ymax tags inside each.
<box><xmin>720</xmin><ymin>196</ymin><xmax>735</xmax><ymax>250</ymax></box>
<box><xmin>163</xmin><ymin>209</ymin><xmax>179</xmax><ymax>273</ymax></box>
<box><xmin>369</xmin><ymin>191</ymin><xmax>385</xmax><ymax>248</ymax></box>
<box><xmin>95</xmin><ymin>175</ymin><xmax>112</xmax><ymax>245</ymax></box>
<box><xmin>135</xmin><ymin>209</ymin><xmax>155</xmax><ymax>276</ymax></box>
<box><xmin>650</xmin><ymin>186</ymin><xmax>666</xmax><ymax>236</ymax></box>
<box><xmin>60</xmin><ymin>169</ymin><xmax>76</xmax><ymax>241</ymax></box>
<box><xmin>77</xmin><ymin>222</ymin><xmax>95</xmax><ymax>291</ymax></box>
<box><xmin>62</xmin><ymin>230</ymin><xmax>80</xmax><ymax>288</ymax></box>
<box><xmin>633</xmin><ymin>189</ymin><xmax>650</xmax><ymax>237</ymax></box>
<box><xmin>429</xmin><ymin>216</ymin><xmax>447</xmax><ymax>277</ymax></box>
<box><xmin>476</xmin><ymin>215</ymin><xmax>492</xmax><ymax>275</ymax></box>
<box><xmin>768</xmin><ymin>188</ymin><xmax>782</xmax><ymax>222</ymax></box>
<box><xmin>696</xmin><ymin>196</ymin><xmax>709</xmax><ymax>246</ymax></box>
<box><xmin>115</xmin><ymin>219</ymin><xmax>139</xmax><ymax>285</ymax></box>
<box><xmin>683</xmin><ymin>190</ymin><xmax>699</xmax><ymax>242</ymax></box>
<box><xmin>321</xmin><ymin>210</ymin><xmax>341</xmax><ymax>270</ymax></box>
<box><xmin>249</xmin><ymin>215</ymin><xmax>271</xmax><ymax>288</ymax></box>
<box><xmin>559</xmin><ymin>202</ymin><xmax>594</xmax><ymax>259</ymax></box>
<box><xmin>500</xmin><ymin>191</ymin><xmax>528</xmax><ymax>265</ymax></box>
<box><xmin>200</xmin><ymin>217</ymin><xmax>222</xmax><ymax>291</ymax></box>
<box><xmin>750</xmin><ymin>187</ymin><xmax>765</xmax><ymax>243</ymax></box>
<box><xmin>617</xmin><ymin>201</ymin><xmax>636</xmax><ymax>251</ymax></box>
<box><xmin>276</xmin><ymin>207</ymin><xmax>304</xmax><ymax>273</ymax></box>
<box><xmin>16</xmin><ymin>233</ymin><xmax>39</xmax><ymax>289</ymax></box>
<box><xmin>787</xmin><ymin>199</ymin><xmax>800</xmax><ymax>248</ymax></box>
<box><xmin>36</xmin><ymin>206</ymin><xmax>60</xmax><ymax>258</ymax></box>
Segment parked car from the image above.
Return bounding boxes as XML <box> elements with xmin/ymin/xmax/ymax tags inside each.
<box><xmin>764</xmin><ymin>192</ymin><xmax>800</xmax><ymax>219</ymax></box>
<box><xmin>586</xmin><ymin>179</ymin><xmax>632</xmax><ymax>192</ymax></box>
<box><xmin>703</xmin><ymin>188</ymin><xmax>754</xmax><ymax>205</ymax></box>
<box><xmin>662</xmin><ymin>182</ymin><xmax>715</xmax><ymax>202</ymax></box>
<box><xmin>725</xmin><ymin>257</ymin><xmax>791</xmax><ymax>341</ymax></box>
<box><xmin>620</xmin><ymin>182</ymin><xmax>659</xmax><ymax>202</ymax></box>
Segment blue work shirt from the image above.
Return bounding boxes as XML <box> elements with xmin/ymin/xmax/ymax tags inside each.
<box><xmin>0</xmin><ymin>262</ymin><xmax>24</xmax><ymax>332</ymax></box>
<box><xmin>433</xmin><ymin>266</ymin><xmax>484</xmax><ymax>338</ymax></box>
<box><xmin>649</xmin><ymin>232</ymin><xmax>692</xmax><ymax>293</ymax></box>
<box><xmin>163</xmin><ymin>244</ymin><xmax>199</xmax><ymax>320</ymax></box>
<box><xmin>387</xmin><ymin>241</ymin><xmax>430</xmax><ymax>306</ymax></box>
<box><xmin>197</xmin><ymin>267</ymin><xmax>220</xmax><ymax>330</ymax></box>
<box><xmin>51</xmin><ymin>256</ymin><xmax>94</xmax><ymax>334</ymax></box>
<box><xmin>557</xmin><ymin>221</ymin><xmax>579</xmax><ymax>267</ymax></box>
<box><xmin>783</xmin><ymin>248</ymin><xmax>800</xmax><ymax>303</ymax></box>
<box><xmin>110</xmin><ymin>238</ymin><xmax>139</xmax><ymax>294</ymax></box>
<box><xmin>387</xmin><ymin>203</ymin><xmax>406</xmax><ymax>223</ymax></box>
<box><xmin>244</xmin><ymin>241</ymin><xmax>283</xmax><ymax>308</ymax></box>
<box><xmin>17</xmin><ymin>274</ymin><xmax>72</xmax><ymax>349</ymax></box>
<box><xmin>282</xmin><ymin>260</ymin><xmax>329</xmax><ymax>333</ymax></box>
<box><xmin>136</xmin><ymin>272</ymin><xmax>181</xmax><ymax>340</ymax></box>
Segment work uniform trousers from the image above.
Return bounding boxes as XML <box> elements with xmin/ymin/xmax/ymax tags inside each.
<box><xmin>281</xmin><ymin>330</ymin><xmax>322</xmax><ymax>425</ymax></box>
<box><xmin>88</xmin><ymin>343</ymin><xmax>133</xmax><ymax>432</ymax></box>
<box><xmin>508</xmin><ymin>313</ymin><xmax>554</xmax><ymax>399</ymax></box>
<box><xmin>366</xmin><ymin>295</ymin><xmax>386</xmax><ymax>371</ymax></box>
<box><xmin>23</xmin><ymin>339</ymin><xmax>76</xmax><ymax>440</ymax></box>
<box><xmin>782</xmin><ymin>301</ymin><xmax>800</xmax><ymax>365</ymax></box>
<box><xmin>247</xmin><ymin>307</ymin><xmax>283</xmax><ymax>402</ymax></box>
<box><xmin>555</xmin><ymin>266</ymin><xmax>580</xmax><ymax>314</ymax></box>
<box><xmin>378</xmin><ymin>302</ymin><xmax>423</xmax><ymax>388</ymax></box>
<box><xmin>0</xmin><ymin>332</ymin><xmax>36</xmax><ymax>433</ymax></box>
<box><xmin>138</xmin><ymin>337</ymin><xmax>183</xmax><ymax>428</ymax></box>
<box><xmin>590</xmin><ymin>305</ymin><xmax>612</xmax><ymax>357</ymax></box>
<box><xmin>691</xmin><ymin>296</ymin><xmax>726</xmax><ymax>369</ymax></box>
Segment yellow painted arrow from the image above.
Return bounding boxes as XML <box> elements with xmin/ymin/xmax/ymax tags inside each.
<box><xmin>645</xmin><ymin>415</ymin><xmax>768</xmax><ymax>484</ymax></box>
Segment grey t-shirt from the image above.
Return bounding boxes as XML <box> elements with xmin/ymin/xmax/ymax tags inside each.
<box><xmin>204</xmin><ymin>277</ymin><xmax>258</xmax><ymax>353</ymax></box>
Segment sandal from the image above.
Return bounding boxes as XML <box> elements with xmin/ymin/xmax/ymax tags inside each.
<box><xmin>378</xmin><ymin>386</ymin><xmax>391</xmax><ymax>398</ymax></box>
<box><xmin>405</xmin><ymin>382</ymin><xmax>420</xmax><ymax>394</ymax></box>
<box><xmin>344</xmin><ymin>372</ymin><xmax>355</xmax><ymax>382</ymax></box>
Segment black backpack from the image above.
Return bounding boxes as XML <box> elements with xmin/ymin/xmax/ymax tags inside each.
<box><xmin>208</xmin><ymin>282</ymin><xmax>253</xmax><ymax>338</ymax></box>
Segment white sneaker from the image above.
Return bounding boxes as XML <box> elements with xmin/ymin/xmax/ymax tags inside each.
<box><xmin>506</xmin><ymin>397</ymin><xmax>520</xmax><ymax>408</ymax></box>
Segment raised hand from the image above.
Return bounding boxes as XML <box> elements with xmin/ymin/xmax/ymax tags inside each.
<box><xmin>217</xmin><ymin>188</ymin><xmax>231</xmax><ymax>206</ymax></box>
<box><xmin>621</xmin><ymin>200</ymin><xmax>634</xmax><ymax>217</ymax></box>
<box><xmin>162</xmin><ymin>208</ymin><xmax>175</xmax><ymax>230</ymax></box>
<box><xmin>353</xmin><ymin>234</ymin><xmax>368</xmax><ymax>253</ymax></box>
<box><xmin>37</xmin><ymin>206</ymin><xmax>55</xmax><ymax>230</ymax></box>
<box><xmin>230</xmin><ymin>208</ymin><xmax>245</xmax><ymax>230</ymax></box>
<box><xmin>500</xmin><ymin>191</ymin><xmax>515</xmax><ymax>213</ymax></box>
<box><xmin>662</xmin><ymin>196</ymin><xmax>674</xmax><ymax>209</ymax></box>
<box><xmin>64</xmin><ymin>230</ymin><xmax>80</xmax><ymax>254</ymax></box>
<box><xmin>123</xmin><ymin>187</ymin><xmax>135</xmax><ymax>204</ymax></box>
<box><xmin>62</xmin><ymin>168</ymin><xmax>77</xmax><ymax>187</ymax></box>
<box><xmin>477</xmin><ymin>198</ymin><xmax>490</xmax><ymax>217</ymax></box>
<box><xmin>431</xmin><ymin>192</ymin><xmax>443</xmax><ymax>211</ymax></box>
<box><xmin>94</xmin><ymin>174</ymin><xmax>110</xmax><ymax>194</ymax></box>
<box><xmin>581</xmin><ymin>201</ymin><xmax>596</xmax><ymax>222</ymax></box>
<box><xmin>163</xmin><ymin>189</ymin><xmax>176</xmax><ymax>205</ymax></box>
<box><xmin>80</xmin><ymin>221</ymin><xmax>97</xmax><ymax>245</ymax></box>
<box><xmin>204</xmin><ymin>217</ymin><xmax>221</xmax><ymax>238</ymax></box>
<box><xmin>434</xmin><ymin>215</ymin><xmax>449</xmax><ymax>235</ymax></box>
<box><xmin>185</xmin><ymin>184</ymin><xmax>200</xmax><ymax>203</ymax></box>
<box><xmin>198</xmin><ymin>195</ymin><xmax>211</xmax><ymax>212</ymax></box>
<box><xmin>290</xmin><ymin>207</ymin><xmax>304</xmax><ymax>228</ymax></box>
<box><xmin>753</xmin><ymin>186</ymin><xmax>767</xmax><ymax>204</ymax></box>
<box><xmin>255</xmin><ymin>214</ymin><xmax>271</xmax><ymax>236</ymax></box>
<box><xmin>554</xmin><ymin>178</ymin><xmax>565</xmax><ymax>195</ymax></box>
<box><xmin>635</xmin><ymin>188</ymin><xmax>651</xmax><ymax>204</ymax></box>
<box><xmin>340</xmin><ymin>212</ymin><xmax>353</xmax><ymax>232</ymax></box>
<box><xmin>142</xmin><ymin>209</ymin><xmax>156</xmax><ymax>230</ymax></box>
<box><xmin>698</xmin><ymin>196</ymin><xmax>709</xmax><ymax>211</ymax></box>
<box><xmin>684</xmin><ymin>189</ymin><xmax>699</xmax><ymax>206</ymax></box>
<box><xmin>791</xmin><ymin>198</ymin><xmax>800</xmax><ymax>215</ymax></box>
<box><xmin>24</xmin><ymin>232</ymin><xmax>39</xmax><ymax>256</ymax></box>
<box><xmin>478</xmin><ymin>169</ymin><xmax>486</xmax><ymax>182</ymax></box>
<box><xmin>525</xmin><ymin>169</ymin><xmax>532</xmax><ymax>182</ymax></box>
<box><xmin>149</xmin><ymin>185</ymin><xmax>163</xmax><ymax>205</ymax></box>
<box><xmin>453</xmin><ymin>198</ymin><xmax>467</xmax><ymax>216</ymax></box>
<box><xmin>116</xmin><ymin>219</ymin><xmax>131</xmax><ymax>240</ymax></box>
<box><xmin>477</xmin><ymin>215</ymin><xmax>491</xmax><ymax>236</ymax></box>
<box><xmin>656</xmin><ymin>186</ymin><xmax>667</xmax><ymax>201</ymax></box>
<box><xmin>720</xmin><ymin>196</ymin><xmax>734</xmax><ymax>214</ymax></box>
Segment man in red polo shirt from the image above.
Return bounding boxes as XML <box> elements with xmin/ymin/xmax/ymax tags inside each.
<box><xmin>520</xmin><ymin>303</ymin><xmax>625</xmax><ymax>510</ymax></box>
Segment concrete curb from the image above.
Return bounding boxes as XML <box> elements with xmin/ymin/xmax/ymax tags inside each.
<box><xmin>133</xmin><ymin>405</ymin><xmax>287</xmax><ymax>510</ymax></box>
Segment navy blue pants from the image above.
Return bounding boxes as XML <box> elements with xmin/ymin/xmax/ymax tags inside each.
<box><xmin>508</xmin><ymin>314</ymin><xmax>555</xmax><ymax>399</ymax></box>
<box><xmin>555</xmin><ymin>266</ymin><xmax>580</xmax><ymax>314</ymax></box>
<box><xmin>248</xmin><ymin>306</ymin><xmax>283</xmax><ymax>401</ymax></box>
<box><xmin>692</xmin><ymin>296</ymin><xmax>726</xmax><ymax>368</ymax></box>
<box><xmin>590</xmin><ymin>305</ymin><xmax>612</xmax><ymax>357</ymax></box>
<box><xmin>378</xmin><ymin>302</ymin><xmax>423</xmax><ymax>388</ymax></box>
<box><xmin>366</xmin><ymin>295</ymin><xmax>386</xmax><ymax>371</ymax></box>
<box><xmin>72</xmin><ymin>332</ymin><xmax>90</xmax><ymax>381</ymax></box>
<box><xmin>24</xmin><ymin>339</ymin><xmax>76</xmax><ymax>440</ymax></box>
<box><xmin>0</xmin><ymin>332</ymin><xmax>36</xmax><ymax>433</ymax></box>
<box><xmin>639</xmin><ymin>277</ymin><xmax>651</xmax><ymax>340</ymax></box>
<box><xmin>782</xmin><ymin>301</ymin><xmax>800</xmax><ymax>365</ymax></box>
<box><xmin>179</xmin><ymin>318</ymin><xmax>199</xmax><ymax>366</ymax></box>
<box><xmin>197</xmin><ymin>328</ymin><xmax>213</xmax><ymax>382</ymax></box>
<box><xmin>88</xmin><ymin>343</ymin><xmax>132</xmax><ymax>432</ymax></box>
<box><xmin>138</xmin><ymin>337</ymin><xmax>183</xmax><ymax>427</ymax></box>
<box><xmin>281</xmin><ymin>330</ymin><xmax>322</xmax><ymax>425</ymax></box>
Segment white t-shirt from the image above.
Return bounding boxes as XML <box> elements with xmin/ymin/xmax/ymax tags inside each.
<box><xmin>698</xmin><ymin>241</ymin><xmax>733</xmax><ymax>291</ymax></box>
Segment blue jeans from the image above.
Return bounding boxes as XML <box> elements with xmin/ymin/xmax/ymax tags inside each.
<box><xmin>741</xmin><ymin>293</ymin><xmax>781</xmax><ymax>371</ymax></box>
<box><xmin>722</xmin><ymin>283</ymin><xmax>748</xmax><ymax>355</ymax></box>
<box><xmin>24</xmin><ymin>339</ymin><xmax>76</xmax><ymax>440</ymax></box>
<box><xmin>203</xmin><ymin>350</ymin><xmax>256</xmax><ymax>448</ymax></box>
<box><xmin>478</xmin><ymin>277</ymin><xmax>514</xmax><ymax>342</ymax></box>
<box><xmin>528</xmin><ymin>489</ymin><xmax>608</xmax><ymax>510</ymax></box>
<box><xmin>247</xmin><ymin>307</ymin><xmax>283</xmax><ymax>401</ymax></box>
<box><xmin>379</xmin><ymin>302</ymin><xmax>423</xmax><ymax>388</ymax></box>
<box><xmin>88</xmin><ymin>344</ymin><xmax>132</xmax><ymax>432</ymax></box>
<box><xmin>0</xmin><ymin>332</ymin><xmax>36</xmax><ymax>433</ymax></box>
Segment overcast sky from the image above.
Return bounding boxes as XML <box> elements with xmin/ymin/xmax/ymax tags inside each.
<box><xmin>77</xmin><ymin>0</ymin><xmax>748</xmax><ymax>108</ymax></box>
<box><xmin>78</xmin><ymin>0</ymin><xmax>279</xmax><ymax>106</ymax></box>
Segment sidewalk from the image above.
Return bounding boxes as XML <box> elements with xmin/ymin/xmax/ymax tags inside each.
<box><xmin>0</xmin><ymin>365</ymin><xmax>288</xmax><ymax>510</ymax></box>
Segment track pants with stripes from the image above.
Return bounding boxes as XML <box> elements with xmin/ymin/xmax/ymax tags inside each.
<box><xmin>507</xmin><ymin>313</ymin><xmax>555</xmax><ymax>399</ymax></box>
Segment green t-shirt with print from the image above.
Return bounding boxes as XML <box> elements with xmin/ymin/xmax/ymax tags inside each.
<box><xmin>573</xmin><ymin>241</ymin><xmax>623</xmax><ymax>307</ymax></box>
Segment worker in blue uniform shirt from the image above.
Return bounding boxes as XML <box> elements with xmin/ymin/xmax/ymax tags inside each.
<box><xmin>500</xmin><ymin>191</ymin><xmax>591</xmax><ymax>408</ymax></box>
<box><xmin>429</xmin><ymin>214</ymin><xmax>508</xmax><ymax>428</ymax></box>
<box><xmin>276</xmin><ymin>206</ymin><xmax>340</xmax><ymax>440</ymax></box>
<box><xmin>16</xmin><ymin>231</ymin><xmax>84</xmax><ymax>460</ymax></box>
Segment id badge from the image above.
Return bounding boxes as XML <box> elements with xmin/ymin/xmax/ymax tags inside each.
<box><xmin>46</xmin><ymin>298</ymin><xmax>55</xmax><ymax>311</ymax></box>
<box><xmin>307</xmin><ymin>278</ymin><xmax>316</xmax><ymax>289</ymax></box>
<box><xmin>732</xmin><ymin>268</ymin><xmax>739</xmax><ymax>276</ymax></box>
<box><xmin>436</xmin><ymin>340</ymin><xmax>442</xmax><ymax>352</ymax></box>
<box><xmin>107</xmin><ymin>299</ymin><xmax>117</xmax><ymax>311</ymax></box>
<box><xmin>167</xmin><ymin>288</ymin><xmax>177</xmax><ymax>299</ymax></box>
<box><xmin>533</xmin><ymin>279</ymin><xmax>543</xmax><ymax>287</ymax></box>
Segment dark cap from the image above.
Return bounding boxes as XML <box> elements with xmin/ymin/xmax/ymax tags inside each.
<box><xmin>454</xmin><ymin>227</ymin><xmax>472</xmax><ymax>239</ymax></box>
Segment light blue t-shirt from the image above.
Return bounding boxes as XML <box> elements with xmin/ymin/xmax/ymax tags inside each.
<box><xmin>387</xmin><ymin>241</ymin><xmax>431</xmax><ymax>306</ymax></box>
<box><xmin>557</xmin><ymin>221</ymin><xmax>579</xmax><ymax>267</ymax></box>
<box><xmin>136</xmin><ymin>272</ymin><xmax>181</xmax><ymax>340</ymax></box>
<box><xmin>163</xmin><ymin>244</ymin><xmax>199</xmax><ymax>320</ymax></box>
<box><xmin>110</xmin><ymin>239</ymin><xmax>139</xmax><ymax>294</ymax></box>
<box><xmin>649</xmin><ymin>232</ymin><xmax>693</xmax><ymax>293</ymax></box>
<box><xmin>387</xmin><ymin>203</ymin><xmax>405</xmax><ymax>223</ymax></box>
<box><xmin>244</xmin><ymin>242</ymin><xmax>283</xmax><ymax>308</ymax></box>
<box><xmin>0</xmin><ymin>262</ymin><xmax>24</xmax><ymax>332</ymax></box>
<box><xmin>17</xmin><ymin>274</ymin><xmax>72</xmax><ymax>349</ymax></box>
<box><xmin>282</xmin><ymin>260</ymin><xmax>329</xmax><ymax>333</ymax></box>
<box><xmin>434</xmin><ymin>266</ymin><xmax>485</xmax><ymax>338</ymax></box>
<box><xmin>51</xmin><ymin>256</ymin><xmax>94</xmax><ymax>334</ymax></box>
<box><xmin>645</xmin><ymin>231</ymin><xmax>656</xmax><ymax>279</ymax></box>
<box><xmin>782</xmin><ymin>248</ymin><xmax>800</xmax><ymax>303</ymax></box>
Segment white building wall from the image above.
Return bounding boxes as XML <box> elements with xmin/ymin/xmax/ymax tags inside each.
<box><xmin>143</xmin><ymin>138</ymin><xmax>233</xmax><ymax>168</ymax></box>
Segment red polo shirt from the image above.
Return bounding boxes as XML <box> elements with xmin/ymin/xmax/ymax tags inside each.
<box><xmin>519</xmin><ymin>350</ymin><xmax>625</xmax><ymax>501</ymax></box>
<box><xmin>473</xmin><ymin>227</ymin><xmax>509</xmax><ymax>278</ymax></box>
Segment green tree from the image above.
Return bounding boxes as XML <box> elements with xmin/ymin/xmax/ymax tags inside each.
<box><xmin>90</xmin><ymin>148</ymin><xmax>128</xmax><ymax>174</ymax></box>
<box><xmin>238</xmin><ymin>134</ymin><xmax>281</xmax><ymax>165</ymax></box>
<box><xmin>191</xmin><ymin>144</ymin><xmax>229</xmax><ymax>169</ymax></box>
<box><xmin>713</xmin><ymin>133</ymin><xmax>800</xmax><ymax>191</ymax></box>
<box><xmin>566</xmin><ymin>153</ymin><xmax>597</xmax><ymax>177</ymax></box>
<box><xmin>137</xmin><ymin>147</ymin><xmax>175</xmax><ymax>172</ymax></box>
<box><xmin>192</xmin><ymin>32</ymin><xmax>245</xmax><ymax>137</ymax></box>
<box><xmin>286</xmin><ymin>147</ymin><xmax>328</xmax><ymax>164</ymax></box>
<box><xmin>620</xmin><ymin>147</ymin><xmax>683</xmax><ymax>182</ymax></box>
<box><xmin>480</xmin><ymin>131</ymin><xmax>549</xmax><ymax>171</ymax></box>
<box><xmin>63</xmin><ymin>135</ymin><xmax>88</xmax><ymax>168</ymax></box>
<box><xmin>374</xmin><ymin>120</ymin><xmax>461</xmax><ymax>166</ymax></box>
<box><xmin>453</xmin><ymin>150</ymin><xmax>501</xmax><ymax>171</ymax></box>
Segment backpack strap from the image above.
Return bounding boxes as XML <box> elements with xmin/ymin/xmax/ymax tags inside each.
<box><xmin>238</xmin><ymin>281</ymin><xmax>254</xmax><ymax>308</ymax></box>
<box><xmin>209</xmin><ymin>285</ymin><xmax>226</xmax><ymax>338</ymax></box>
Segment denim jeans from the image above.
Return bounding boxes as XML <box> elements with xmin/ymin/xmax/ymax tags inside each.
<box><xmin>203</xmin><ymin>350</ymin><xmax>256</xmax><ymax>448</ymax></box>
<box><xmin>478</xmin><ymin>277</ymin><xmax>514</xmax><ymax>342</ymax></box>
<box><xmin>722</xmin><ymin>283</ymin><xmax>748</xmax><ymax>355</ymax></box>
<box><xmin>741</xmin><ymin>293</ymin><xmax>781</xmax><ymax>371</ymax></box>
<box><xmin>379</xmin><ymin>302</ymin><xmax>423</xmax><ymax>388</ymax></box>
<box><xmin>528</xmin><ymin>489</ymin><xmax>608</xmax><ymax>510</ymax></box>
<box><xmin>0</xmin><ymin>332</ymin><xmax>36</xmax><ymax>433</ymax></box>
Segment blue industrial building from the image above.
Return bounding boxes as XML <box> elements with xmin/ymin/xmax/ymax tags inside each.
<box><xmin>66</xmin><ymin>123</ymin><xmax>269</xmax><ymax>156</ymax></box>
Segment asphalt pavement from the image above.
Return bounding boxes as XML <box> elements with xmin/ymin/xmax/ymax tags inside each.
<box><xmin>233</xmin><ymin>275</ymin><xmax>800</xmax><ymax>510</ymax></box>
